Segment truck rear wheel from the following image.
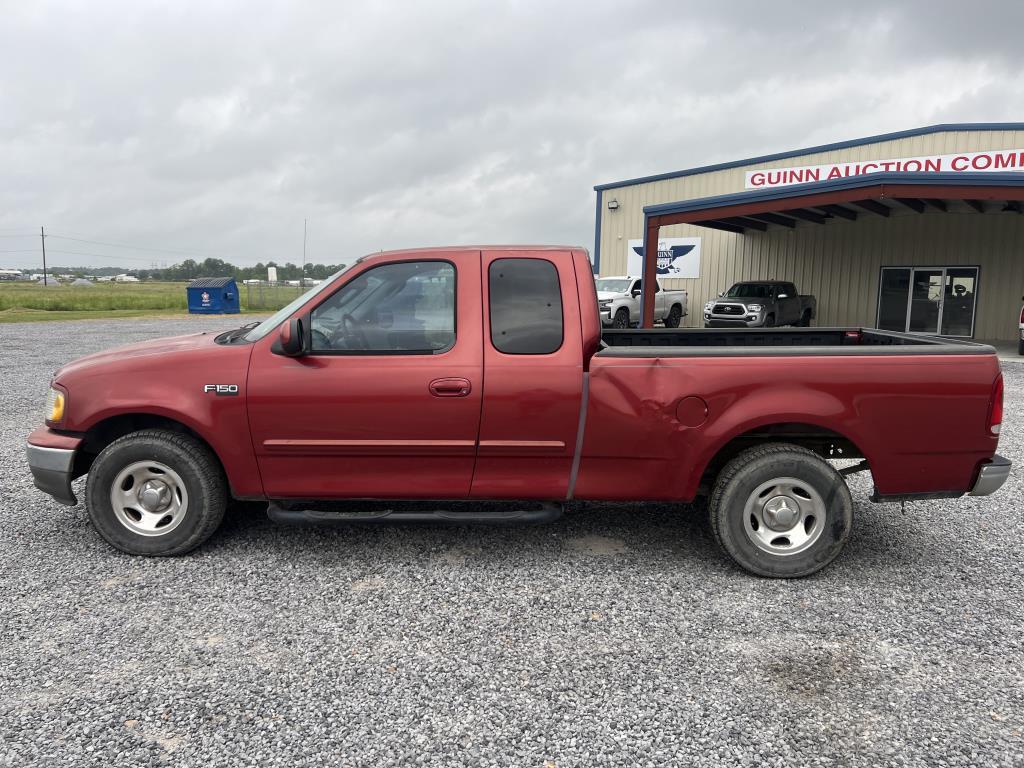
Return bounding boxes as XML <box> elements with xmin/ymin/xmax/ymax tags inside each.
<box><xmin>664</xmin><ymin>304</ymin><xmax>683</xmax><ymax>328</ymax></box>
<box><xmin>708</xmin><ymin>443</ymin><xmax>852</xmax><ymax>578</ymax></box>
<box><xmin>613</xmin><ymin>308</ymin><xmax>630</xmax><ymax>328</ymax></box>
<box><xmin>85</xmin><ymin>429</ymin><xmax>227</xmax><ymax>556</ymax></box>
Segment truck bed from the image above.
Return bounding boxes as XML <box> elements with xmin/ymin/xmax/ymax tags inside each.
<box><xmin>599</xmin><ymin>327</ymin><xmax>995</xmax><ymax>357</ymax></box>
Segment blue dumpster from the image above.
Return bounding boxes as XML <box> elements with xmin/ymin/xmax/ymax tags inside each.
<box><xmin>186</xmin><ymin>277</ymin><xmax>240</xmax><ymax>314</ymax></box>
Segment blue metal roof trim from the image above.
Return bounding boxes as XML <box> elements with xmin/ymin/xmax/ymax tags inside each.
<box><xmin>642</xmin><ymin>171</ymin><xmax>1024</xmax><ymax>217</ymax></box>
<box><xmin>594</xmin><ymin>123</ymin><xmax>1024</xmax><ymax>192</ymax></box>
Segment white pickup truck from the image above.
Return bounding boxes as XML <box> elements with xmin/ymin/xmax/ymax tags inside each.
<box><xmin>596</xmin><ymin>276</ymin><xmax>688</xmax><ymax>328</ymax></box>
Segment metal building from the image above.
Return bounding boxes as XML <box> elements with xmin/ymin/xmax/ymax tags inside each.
<box><xmin>593</xmin><ymin>123</ymin><xmax>1024</xmax><ymax>341</ymax></box>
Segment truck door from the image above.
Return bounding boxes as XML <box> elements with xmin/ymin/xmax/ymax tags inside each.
<box><xmin>471</xmin><ymin>250</ymin><xmax>584</xmax><ymax>499</ymax></box>
<box><xmin>246</xmin><ymin>251</ymin><xmax>483</xmax><ymax>499</ymax></box>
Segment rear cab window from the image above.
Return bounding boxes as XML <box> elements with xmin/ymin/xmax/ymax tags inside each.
<box><xmin>488</xmin><ymin>258</ymin><xmax>563</xmax><ymax>354</ymax></box>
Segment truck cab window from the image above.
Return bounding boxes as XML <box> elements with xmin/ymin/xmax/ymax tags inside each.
<box><xmin>488</xmin><ymin>258</ymin><xmax>563</xmax><ymax>354</ymax></box>
<box><xmin>310</xmin><ymin>261</ymin><xmax>455</xmax><ymax>353</ymax></box>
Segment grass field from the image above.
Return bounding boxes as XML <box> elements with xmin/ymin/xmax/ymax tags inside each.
<box><xmin>0</xmin><ymin>281</ymin><xmax>302</xmax><ymax>322</ymax></box>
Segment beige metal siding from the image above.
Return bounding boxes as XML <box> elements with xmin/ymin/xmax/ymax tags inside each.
<box><xmin>597</xmin><ymin>129</ymin><xmax>1024</xmax><ymax>340</ymax></box>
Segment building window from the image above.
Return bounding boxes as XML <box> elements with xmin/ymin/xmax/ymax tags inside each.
<box><xmin>488</xmin><ymin>258</ymin><xmax>563</xmax><ymax>354</ymax></box>
<box><xmin>876</xmin><ymin>266</ymin><xmax>979</xmax><ymax>338</ymax></box>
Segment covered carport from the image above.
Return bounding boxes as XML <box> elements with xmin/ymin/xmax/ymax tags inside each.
<box><xmin>637</xmin><ymin>171</ymin><xmax>1024</xmax><ymax>330</ymax></box>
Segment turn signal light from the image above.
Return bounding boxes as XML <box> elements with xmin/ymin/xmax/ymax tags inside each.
<box><xmin>989</xmin><ymin>374</ymin><xmax>1003</xmax><ymax>436</ymax></box>
<box><xmin>46</xmin><ymin>387</ymin><xmax>65</xmax><ymax>425</ymax></box>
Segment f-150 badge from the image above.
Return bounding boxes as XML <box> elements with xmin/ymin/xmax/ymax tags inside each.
<box><xmin>203</xmin><ymin>384</ymin><xmax>239</xmax><ymax>396</ymax></box>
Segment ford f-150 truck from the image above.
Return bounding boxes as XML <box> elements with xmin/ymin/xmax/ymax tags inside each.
<box><xmin>595</xmin><ymin>276</ymin><xmax>687</xmax><ymax>328</ymax></box>
<box><xmin>26</xmin><ymin>246</ymin><xmax>1010</xmax><ymax>578</ymax></box>
<box><xmin>704</xmin><ymin>280</ymin><xmax>816</xmax><ymax>328</ymax></box>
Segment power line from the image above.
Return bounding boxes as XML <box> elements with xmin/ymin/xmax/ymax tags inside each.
<box><xmin>47</xmin><ymin>233</ymin><xmax>222</xmax><ymax>258</ymax></box>
<box><xmin>45</xmin><ymin>248</ymin><xmax>162</xmax><ymax>262</ymax></box>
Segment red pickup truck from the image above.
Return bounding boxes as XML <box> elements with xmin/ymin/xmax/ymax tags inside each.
<box><xmin>26</xmin><ymin>246</ymin><xmax>1009</xmax><ymax>577</ymax></box>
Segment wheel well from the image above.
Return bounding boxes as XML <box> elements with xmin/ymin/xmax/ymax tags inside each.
<box><xmin>702</xmin><ymin>423</ymin><xmax>865</xmax><ymax>488</ymax></box>
<box><xmin>74</xmin><ymin>414</ymin><xmax>222</xmax><ymax>480</ymax></box>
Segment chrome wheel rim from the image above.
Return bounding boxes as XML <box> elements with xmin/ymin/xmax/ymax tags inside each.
<box><xmin>109</xmin><ymin>461</ymin><xmax>188</xmax><ymax>537</ymax></box>
<box><xmin>742</xmin><ymin>476</ymin><xmax>825</xmax><ymax>556</ymax></box>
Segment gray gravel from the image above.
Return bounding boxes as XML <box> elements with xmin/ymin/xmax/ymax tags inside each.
<box><xmin>1</xmin><ymin>316</ymin><xmax>1023</xmax><ymax>767</ymax></box>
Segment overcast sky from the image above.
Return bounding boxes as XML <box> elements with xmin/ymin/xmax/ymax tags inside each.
<box><xmin>3</xmin><ymin>0</ymin><xmax>1024</xmax><ymax>270</ymax></box>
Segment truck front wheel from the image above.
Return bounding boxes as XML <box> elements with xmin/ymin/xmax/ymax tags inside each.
<box><xmin>85</xmin><ymin>429</ymin><xmax>227</xmax><ymax>556</ymax></box>
<box><xmin>613</xmin><ymin>308</ymin><xmax>630</xmax><ymax>328</ymax></box>
<box><xmin>708</xmin><ymin>444</ymin><xmax>852</xmax><ymax>578</ymax></box>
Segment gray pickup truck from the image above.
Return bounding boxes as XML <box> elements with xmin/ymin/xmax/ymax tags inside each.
<box><xmin>703</xmin><ymin>280</ymin><xmax>816</xmax><ymax>328</ymax></box>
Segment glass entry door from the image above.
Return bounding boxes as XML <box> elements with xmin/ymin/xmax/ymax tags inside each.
<box><xmin>908</xmin><ymin>269</ymin><xmax>943</xmax><ymax>333</ymax></box>
<box><xmin>877</xmin><ymin>266</ymin><xmax>978</xmax><ymax>337</ymax></box>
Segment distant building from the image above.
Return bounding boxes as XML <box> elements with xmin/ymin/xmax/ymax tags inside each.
<box><xmin>0</xmin><ymin>269</ymin><xmax>25</xmax><ymax>281</ymax></box>
<box><xmin>594</xmin><ymin>122</ymin><xmax>1024</xmax><ymax>341</ymax></box>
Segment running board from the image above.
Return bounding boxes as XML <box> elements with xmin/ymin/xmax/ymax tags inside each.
<box><xmin>267</xmin><ymin>499</ymin><xmax>563</xmax><ymax>526</ymax></box>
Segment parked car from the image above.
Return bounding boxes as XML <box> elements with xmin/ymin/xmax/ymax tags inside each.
<box><xmin>1019</xmin><ymin>296</ymin><xmax>1024</xmax><ymax>355</ymax></box>
<box><xmin>27</xmin><ymin>246</ymin><xmax>1008</xmax><ymax>578</ymax></box>
<box><xmin>704</xmin><ymin>280</ymin><xmax>816</xmax><ymax>328</ymax></box>
<box><xmin>596</xmin><ymin>275</ymin><xmax>687</xmax><ymax>328</ymax></box>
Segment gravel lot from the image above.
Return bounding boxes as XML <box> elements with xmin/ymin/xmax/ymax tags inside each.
<box><xmin>1</xmin><ymin>316</ymin><xmax>1023</xmax><ymax>767</ymax></box>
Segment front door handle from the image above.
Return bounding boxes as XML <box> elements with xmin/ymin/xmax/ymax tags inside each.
<box><xmin>429</xmin><ymin>378</ymin><xmax>472</xmax><ymax>397</ymax></box>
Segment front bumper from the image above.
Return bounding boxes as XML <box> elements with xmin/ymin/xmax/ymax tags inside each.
<box><xmin>969</xmin><ymin>454</ymin><xmax>1011</xmax><ymax>496</ymax></box>
<box><xmin>26</xmin><ymin>428</ymin><xmax>82</xmax><ymax>506</ymax></box>
<box><xmin>704</xmin><ymin>316</ymin><xmax>764</xmax><ymax>328</ymax></box>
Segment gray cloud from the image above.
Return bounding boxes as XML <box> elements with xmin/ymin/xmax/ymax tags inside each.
<box><xmin>2</xmin><ymin>0</ymin><xmax>1023</xmax><ymax>269</ymax></box>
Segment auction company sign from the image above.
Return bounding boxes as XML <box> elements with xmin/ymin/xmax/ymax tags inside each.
<box><xmin>744</xmin><ymin>148</ymin><xmax>1024</xmax><ymax>190</ymax></box>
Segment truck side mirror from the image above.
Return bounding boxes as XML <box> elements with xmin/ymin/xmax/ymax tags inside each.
<box><xmin>276</xmin><ymin>317</ymin><xmax>305</xmax><ymax>357</ymax></box>
<box><xmin>631</xmin><ymin>289</ymin><xmax>641</xmax><ymax>297</ymax></box>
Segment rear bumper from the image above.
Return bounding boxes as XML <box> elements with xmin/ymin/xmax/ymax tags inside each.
<box><xmin>26</xmin><ymin>428</ymin><xmax>82</xmax><ymax>506</ymax></box>
<box><xmin>969</xmin><ymin>454</ymin><xmax>1011</xmax><ymax>496</ymax></box>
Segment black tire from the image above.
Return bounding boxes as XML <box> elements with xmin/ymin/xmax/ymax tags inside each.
<box><xmin>708</xmin><ymin>443</ymin><xmax>852</xmax><ymax>578</ymax></box>
<box><xmin>764</xmin><ymin>314</ymin><xmax>776</xmax><ymax>328</ymax></box>
<box><xmin>613</xmin><ymin>307</ymin><xmax>630</xmax><ymax>328</ymax></box>
<box><xmin>1018</xmin><ymin>338</ymin><xmax>1024</xmax><ymax>356</ymax></box>
<box><xmin>799</xmin><ymin>310</ymin><xmax>812</xmax><ymax>327</ymax></box>
<box><xmin>85</xmin><ymin>429</ymin><xmax>227</xmax><ymax>556</ymax></box>
<box><xmin>664</xmin><ymin>304</ymin><xmax>683</xmax><ymax>328</ymax></box>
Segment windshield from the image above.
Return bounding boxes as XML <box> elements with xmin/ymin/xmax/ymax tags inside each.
<box><xmin>724</xmin><ymin>283</ymin><xmax>772</xmax><ymax>299</ymax></box>
<box><xmin>243</xmin><ymin>265</ymin><xmax>356</xmax><ymax>341</ymax></box>
<box><xmin>595</xmin><ymin>278</ymin><xmax>631</xmax><ymax>293</ymax></box>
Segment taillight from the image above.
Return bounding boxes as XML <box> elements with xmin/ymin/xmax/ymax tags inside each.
<box><xmin>1019</xmin><ymin>305</ymin><xmax>1024</xmax><ymax>324</ymax></box>
<box><xmin>989</xmin><ymin>374</ymin><xmax>1004</xmax><ymax>435</ymax></box>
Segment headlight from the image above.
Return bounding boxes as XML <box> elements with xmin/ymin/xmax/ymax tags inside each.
<box><xmin>747</xmin><ymin>304</ymin><xmax>763</xmax><ymax>312</ymax></box>
<box><xmin>46</xmin><ymin>387</ymin><xmax>66</xmax><ymax>425</ymax></box>
<box><xmin>598</xmin><ymin>299</ymin><xmax>612</xmax><ymax>307</ymax></box>
<box><xmin>704</xmin><ymin>301</ymin><xmax>714</xmax><ymax>311</ymax></box>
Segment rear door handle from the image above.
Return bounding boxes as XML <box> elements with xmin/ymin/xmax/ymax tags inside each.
<box><xmin>429</xmin><ymin>378</ymin><xmax>472</xmax><ymax>397</ymax></box>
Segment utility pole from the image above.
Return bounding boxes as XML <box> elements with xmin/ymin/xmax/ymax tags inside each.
<box><xmin>301</xmin><ymin>218</ymin><xmax>307</xmax><ymax>287</ymax></box>
<box><xmin>40</xmin><ymin>226</ymin><xmax>47</xmax><ymax>286</ymax></box>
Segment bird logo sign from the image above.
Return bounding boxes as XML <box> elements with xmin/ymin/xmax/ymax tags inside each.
<box><xmin>626</xmin><ymin>237</ymin><xmax>701</xmax><ymax>278</ymax></box>
<box><xmin>201</xmin><ymin>291</ymin><xmax>211</xmax><ymax>305</ymax></box>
